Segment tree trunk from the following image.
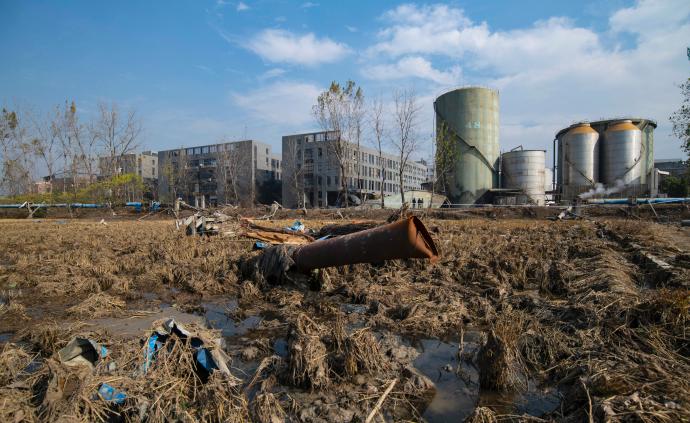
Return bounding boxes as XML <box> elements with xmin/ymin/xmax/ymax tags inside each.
<box><xmin>380</xmin><ymin>163</ymin><xmax>385</xmax><ymax>209</ymax></box>
<box><xmin>399</xmin><ymin>171</ymin><xmax>405</xmax><ymax>204</ymax></box>
<box><xmin>341</xmin><ymin>163</ymin><xmax>348</xmax><ymax>208</ymax></box>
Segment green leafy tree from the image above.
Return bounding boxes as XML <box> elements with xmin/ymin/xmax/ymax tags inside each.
<box><xmin>660</xmin><ymin>175</ymin><xmax>689</xmax><ymax>197</ymax></box>
<box><xmin>435</xmin><ymin>120</ymin><xmax>457</xmax><ymax>196</ymax></box>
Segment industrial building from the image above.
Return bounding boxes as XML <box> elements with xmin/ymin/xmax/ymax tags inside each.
<box><xmin>281</xmin><ymin>130</ymin><xmax>428</xmax><ymax>208</ymax></box>
<box><xmin>499</xmin><ymin>149</ymin><xmax>547</xmax><ymax>205</ymax></box>
<box><xmin>434</xmin><ymin>87</ymin><xmax>500</xmax><ymax>205</ymax></box>
<box><xmin>654</xmin><ymin>159</ymin><xmax>687</xmax><ymax>178</ymax></box>
<box><xmin>157</xmin><ymin>140</ymin><xmax>281</xmax><ymax>207</ymax></box>
<box><xmin>554</xmin><ymin>118</ymin><xmax>657</xmax><ymax>202</ymax></box>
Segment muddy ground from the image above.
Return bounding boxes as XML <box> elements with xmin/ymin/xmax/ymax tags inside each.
<box><xmin>1</xmin><ymin>206</ymin><xmax>689</xmax><ymax>422</ymax></box>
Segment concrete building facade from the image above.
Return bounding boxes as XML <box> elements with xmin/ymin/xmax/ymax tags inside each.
<box><xmin>157</xmin><ymin>140</ymin><xmax>281</xmax><ymax>207</ymax></box>
<box><xmin>281</xmin><ymin>130</ymin><xmax>427</xmax><ymax>208</ymax></box>
<box><xmin>654</xmin><ymin>159</ymin><xmax>687</xmax><ymax>178</ymax></box>
<box><xmin>98</xmin><ymin>151</ymin><xmax>158</xmax><ymax>180</ymax></box>
<box><xmin>99</xmin><ymin>151</ymin><xmax>159</xmax><ymax>199</ymax></box>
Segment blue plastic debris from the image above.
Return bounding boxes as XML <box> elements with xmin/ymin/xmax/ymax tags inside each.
<box><xmin>143</xmin><ymin>332</ymin><xmax>162</xmax><ymax>372</ymax></box>
<box><xmin>253</xmin><ymin>241</ymin><xmax>270</xmax><ymax>250</ymax></box>
<box><xmin>141</xmin><ymin>319</ymin><xmax>231</xmax><ymax>378</ymax></box>
<box><xmin>316</xmin><ymin>235</ymin><xmax>332</xmax><ymax>241</ymax></box>
<box><xmin>126</xmin><ymin>202</ymin><xmax>143</xmax><ymax>212</ymax></box>
<box><xmin>286</xmin><ymin>220</ymin><xmax>305</xmax><ymax>232</ymax></box>
<box><xmin>98</xmin><ymin>383</ymin><xmax>127</xmax><ymax>404</ymax></box>
<box><xmin>195</xmin><ymin>348</ymin><xmax>219</xmax><ymax>373</ymax></box>
<box><xmin>151</xmin><ymin>201</ymin><xmax>161</xmax><ymax>211</ymax></box>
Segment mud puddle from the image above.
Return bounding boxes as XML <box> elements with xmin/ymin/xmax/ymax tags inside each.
<box><xmin>410</xmin><ymin>332</ymin><xmax>560</xmax><ymax>421</ymax></box>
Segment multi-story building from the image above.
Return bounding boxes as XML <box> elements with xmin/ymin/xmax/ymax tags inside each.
<box><xmin>99</xmin><ymin>151</ymin><xmax>158</xmax><ymax>180</ymax></box>
<box><xmin>281</xmin><ymin>130</ymin><xmax>427</xmax><ymax>208</ymax></box>
<box><xmin>157</xmin><ymin>140</ymin><xmax>281</xmax><ymax>207</ymax></box>
<box><xmin>654</xmin><ymin>159</ymin><xmax>687</xmax><ymax>178</ymax></box>
<box><xmin>99</xmin><ymin>151</ymin><xmax>159</xmax><ymax>199</ymax></box>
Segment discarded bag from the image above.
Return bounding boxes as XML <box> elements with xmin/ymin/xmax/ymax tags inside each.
<box><xmin>58</xmin><ymin>337</ymin><xmax>108</xmax><ymax>369</ymax></box>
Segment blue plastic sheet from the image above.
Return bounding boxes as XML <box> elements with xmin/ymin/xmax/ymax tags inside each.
<box><xmin>98</xmin><ymin>383</ymin><xmax>127</xmax><ymax>404</ymax></box>
<box><xmin>286</xmin><ymin>220</ymin><xmax>305</xmax><ymax>232</ymax></box>
<box><xmin>253</xmin><ymin>241</ymin><xmax>269</xmax><ymax>250</ymax></box>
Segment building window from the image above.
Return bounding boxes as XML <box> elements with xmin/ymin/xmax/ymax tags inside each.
<box><xmin>327</xmin><ymin>176</ymin><xmax>331</xmax><ymax>186</ymax></box>
<box><xmin>187</xmin><ymin>148</ymin><xmax>194</xmax><ymax>155</ymax></box>
<box><xmin>266</xmin><ymin>148</ymin><xmax>269</xmax><ymax>155</ymax></box>
<box><xmin>194</xmin><ymin>147</ymin><xmax>202</xmax><ymax>155</ymax></box>
<box><xmin>202</xmin><ymin>146</ymin><xmax>209</xmax><ymax>154</ymax></box>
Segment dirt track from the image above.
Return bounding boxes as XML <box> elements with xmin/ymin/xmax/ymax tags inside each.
<box><xmin>1</xmin><ymin>209</ymin><xmax>689</xmax><ymax>422</ymax></box>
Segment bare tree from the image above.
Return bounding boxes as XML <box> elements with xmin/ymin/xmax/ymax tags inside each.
<box><xmin>283</xmin><ymin>136</ymin><xmax>306</xmax><ymax>208</ymax></box>
<box><xmin>52</xmin><ymin>101</ymin><xmax>79</xmax><ymax>194</ymax></box>
<box><xmin>346</xmin><ymin>85</ymin><xmax>365</xmax><ymax>201</ymax></box>
<box><xmin>369</xmin><ymin>96</ymin><xmax>387</xmax><ymax>209</ymax></box>
<box><xmin>29</xmin><ymin>109</ymin><xmax>62</xmax><ymax>192</ymax></box>
<box><xmin>94</xmin><ymin>102</ymin><xmax>142</xmax><ymax>176</ymax></box>
<box><xmin>216</xmin><ymin>142</ymin><xmax>242</xmax><ymax>205</ymax></box>
<box><xmin>313</xmin><ymin>81</ymin><xmax>363</xmax><ymax>208</ymax></box>
<box><xmin>160</xmin><ymin>147</ymin><xmax>190</xmax><ymax>203</ymax></box>
<box><xmin>390</xmin><ymin>88</ymin><xmax>421</xmax><ymax>204</ymax></box>
<box><xmin>0</xmin><ymin>108</ymin><xmax>33</xmax><ymax>196</ymax></box>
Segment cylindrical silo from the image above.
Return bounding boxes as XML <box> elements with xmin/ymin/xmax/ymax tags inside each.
<box><xmin>562</xmin><ymin>123</ymin><xmax>599</xmax><ymax>200</ymax></box>
<box><xmin>601</xmin><ymin>120</ymin><xmax>642</xmax><ymax>187</ymax></box>
<box><xmin>544</xmin><ymin>168</ymin><xmax>554</xmax><ymax>192</ymax></box>
<box><xmin>501</xmin><ymin>150</ymin><xmax>546</xmax><ymax>205</ymax></box>
<box><xmin>434</xmin><ymin>87</ymin><xmax>499</xmax><ymax>204</ymax></box>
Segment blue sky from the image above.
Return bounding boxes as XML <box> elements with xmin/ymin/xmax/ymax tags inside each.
<box><xmin>1</xmin><ymin>0</ymin><xmax>689</xmax><ymax>166</ymax></box>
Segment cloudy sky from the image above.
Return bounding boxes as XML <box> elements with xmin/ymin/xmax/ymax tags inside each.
<box><xmin>1</xmin><ymin>0</ymin><xmax>689</xmax><ymax>165</ymax></box>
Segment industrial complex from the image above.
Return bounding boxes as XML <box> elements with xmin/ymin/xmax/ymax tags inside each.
<box><xmin>17</xmin><ymin>86</ymin><xmax>679</xmax><ymax>209</ymax></box>
<box><xmin>431</xmin><ymin>86</ymin><xmax>668</xmax><ymax>207</ymax></box>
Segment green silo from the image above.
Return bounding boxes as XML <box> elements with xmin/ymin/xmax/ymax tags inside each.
<box><xmin>434</xmin><ymin>87</ymin><xmax>500</xmax><ymax>204</ymax></box>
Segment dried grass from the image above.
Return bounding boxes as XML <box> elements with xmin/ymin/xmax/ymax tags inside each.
<box><xmin>0</xmin><ymin>343</ymin><xmax>35</xmax><ymax>386</ymax></box>
<box><xmin>285</xmin><ymin>314</ymin><xmax>329</xmax><ymax>389</ymax></box>
<box><xmin>477</xmin><ymin>308</ymin><xmax>527</xmax><ymax>391</ymax></box>
<box><xmin>251</xmin><ymin>392</ymin><xmax>285</xmax><ymax>423</ymax></box>
<box><xmin>66</xmin><ymin>292</ymin><xmax>126</xmax><ymax>318</ymax></box>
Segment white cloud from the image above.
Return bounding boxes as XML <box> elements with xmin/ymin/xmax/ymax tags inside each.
<box><xmin>194</xmin><ymin>64</ymin><xmax>214</xmax><ymax>74</ymax></box>
<box><xmin>345</xmin><ymin>25</ymin><xmax>357</xmax><ymax>33</ymax></box>
<box><xmin>300</xmin><ymin>2</ymin><xmax>318</xmax><ymax>9</ymax></box>
<box><xmin>258</xmin><ymin>68</ymin><xmax>287</xmax><ymax>81</ymax></box>
<box><xmin>363</xmin><ymin>56</ymin><xmax>461</xmax><ymax>85</ymax></box>
<box><xmin>367</xmin><ymin>2</ymin><xmax>690</xmax><ymax>161</ymax></box>
<box><xmin>236</xmin><ymin>2</ymin><xmax>249</xmax><ymax>12</ymax></box>
<box><xmin>247</xmin><ymin>29</ymin><xmax>350</xmax><ymax>66</ymax></box>
<box><xmin>232</xmin><ymin>81</ymin><xmax>322</xmax><ymax>126</ymax></box>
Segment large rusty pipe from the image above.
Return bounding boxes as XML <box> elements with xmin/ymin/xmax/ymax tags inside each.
<box><xmin>292</xmin><ymin>216</ymin><xmax>439</xmax><ymax>272</ymax></box>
